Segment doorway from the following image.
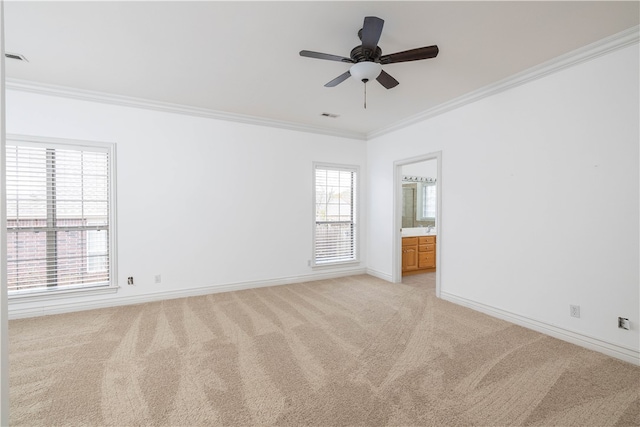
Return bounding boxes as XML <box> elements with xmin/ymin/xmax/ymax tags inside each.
<box><xmin>393</xmin><ymin>152</ymin><xmax>442</xmax><ymax>297</ymax></box>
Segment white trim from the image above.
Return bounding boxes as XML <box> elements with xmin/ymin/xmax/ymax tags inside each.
<box><xmin>393</xmin><ymin>152</ymin><xmax>442</xmax><ymax>298</ymax></box>
<box><xmin>441</xmin><ymin>291</ymin><xmax>640</xmax><ymax>366</ymax></box>
<box><xmin>365</xmin><ymin>268</ymin><xmax>393</xmax><ymax>283</ymax></box>
<box><xmin>368</xmin><ymin>25</ymin><xmax>640</xmax><ymax>140</ymax></box>
<box><xmin>8</xmin><ymin>268</ymin><xmax>366</xmax><ymax>320</ymax></box>
<box><xmin>5</xmin><ymin>79</ymin><xmax>366</xmax><ymax>141</ymax></box>
<box><xmin>6</xmin><ymin>25</ymin><xmax>640</xmax><ymax>141</ymax></box>
<box><xmin>108</xmin><ymin>143</ymin><xmax>118</xmax><ymax>289</ymax></box>
<box><xmin>6</xmin><ymin>133</ymin><xmax>114</xmax><ymax>151</ymax></box>
<box><xmin>4</xmin><ymin>26</ymin><xmax>637</xmax><ymax>143</ymax></box>
<box><xmin>8</xmin><ymin>285</ymin><xmax>118</xmax><ymax>304</ymax></box>
<box><xmin>0</xmin><ymin>2</ymin><xmax>9</xmax><ymax>423</ymax></box>
<box><xmin>311</xmin><ymin>260</ymin><xmax>360</xmax><ymax>270</ymax></box>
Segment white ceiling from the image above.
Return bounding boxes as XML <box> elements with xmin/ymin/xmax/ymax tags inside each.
<box><xmin>4</xmin><ymin>1</ymin><xmax>639</xmax><ymax>138</ymax></box>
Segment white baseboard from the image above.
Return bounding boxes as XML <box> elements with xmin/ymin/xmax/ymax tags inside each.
<box><xmin>441</xmin><ymin>292</ymin><xmax>640</xmax><ymax>366</ymax></box>
<box><xmin>365</xmin><ymin>268</ymin><xmax>393</xmax><ymax>282</ymax></box>
<box><xmin>8</xmin><ymin>268</ymin><xmax>367</xmax><ymax>320</ymax></box>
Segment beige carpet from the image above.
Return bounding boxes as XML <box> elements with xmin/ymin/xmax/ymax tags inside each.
<box><xmin>9</xmin><ymin>274</ymin><xmax>640</xmax><ymax>426</ymax></box>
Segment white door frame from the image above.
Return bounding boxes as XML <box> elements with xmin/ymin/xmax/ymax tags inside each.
<box><xmin>0</xmin><ymin>1</ymin><xmax>9</xmax><ymax>423</ymax></box>
<box><xmin>392</xmin><ymin>151</ymin><xmax>442</xmax><ymax>298</ymax></box>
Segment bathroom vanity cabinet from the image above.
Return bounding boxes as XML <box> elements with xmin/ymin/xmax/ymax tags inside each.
<box><xmin>402</xmin><ymin>235</ymin><xmax>436</xmax><ymax>275</ymax></box>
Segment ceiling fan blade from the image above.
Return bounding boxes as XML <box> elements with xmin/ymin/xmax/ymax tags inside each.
<box><xmin>300</xmin><ymin>50</ymin><xmax>354</xmax><ymax>63</ymax></box>
<box><xmin>361</xmin><ymin>16</ymin><xmax>384</xmax><ymax>51</ymax></box>
<box><xmin>379</xmin><ymin>45</ymin><xmax>439</xmax><ymax>64</ymax></box>
<box><xmin>376</xmin><ymin>70</ymin><xmax>399</xmax><ymax>89</ymax></box>
<box><xmin>325</xmin><ymin>71</ymin><xmax>351</xmax><ymax>87</ymax></box>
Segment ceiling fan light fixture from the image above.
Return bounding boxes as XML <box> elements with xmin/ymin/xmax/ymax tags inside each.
<box><xmin>349</xmin><ymin>61</ymin><xmax>381</xmax><ymax>83</ymax></box>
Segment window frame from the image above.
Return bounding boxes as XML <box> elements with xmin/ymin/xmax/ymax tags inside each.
<box><xmin>6</xmin><ymin>134</ymin><xmax>118</xmax><ymax>301</ymax></box>
<box><xmin>311</xmin><ymin>162</ymin><xmax>359</xmax><ymax>268</ymax></box>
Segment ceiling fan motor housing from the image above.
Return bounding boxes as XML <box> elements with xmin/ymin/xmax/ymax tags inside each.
<box><xmin>350</xmin><ymin>45</ymin><xmax>382</xmax><ymax>63</ymax></box>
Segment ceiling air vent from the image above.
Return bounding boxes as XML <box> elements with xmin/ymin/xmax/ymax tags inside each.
<box><xmin>321</xmin><ymin>112</ymin><xmax>339</xmax><ymax>118</ymax></box>
<box><xmin>5</xmin><ymin>52</ymin><xmax>28</xmax><ymax>62</ymax></box>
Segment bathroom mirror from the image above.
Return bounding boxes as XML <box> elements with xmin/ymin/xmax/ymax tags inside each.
<box><xmin>402</xmin><ymin>177</ymin><xmax>436</xmax><ymax>228</ymax></box>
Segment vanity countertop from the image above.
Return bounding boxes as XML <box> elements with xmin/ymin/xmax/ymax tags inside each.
<box><xmin>402</xmin><ymin>228</ymin><xmax>437</xmax><ymax>237</ymax></box>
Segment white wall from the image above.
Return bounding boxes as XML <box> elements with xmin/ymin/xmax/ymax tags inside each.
<box><xmin>367</xmin><ymin>44</ymin><xmax>639</xmax><ymax>361</ymax></box>
<box><xmin>401</xmin><ymin>159</ymin><xmax>437</xmax><ymax>178</ymax></box>
<box><xmin>6</xmin><ymin>90</ymin><xmax>367</xmax><ymax>316</ymax></box>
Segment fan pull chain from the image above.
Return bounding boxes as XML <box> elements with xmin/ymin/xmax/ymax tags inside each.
<box><xmin>364</xmin><ymin>80</ymin><xmax>368</xmax><ymax>109</ymax></box>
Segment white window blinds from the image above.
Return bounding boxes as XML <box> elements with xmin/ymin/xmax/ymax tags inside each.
<box><xmin>314</xmin><ymin>165</ymin><xmax>357</xmax><ymax>265</ymax></box>
<box><xmin>6</xmin><ymin>139</ymin><xmax>113</xmax><ymax>293</ymax></box>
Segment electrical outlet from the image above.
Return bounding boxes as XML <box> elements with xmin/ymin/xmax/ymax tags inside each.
<box><xmin>618</xmin><ymin>317</ymin><xmax>630</xmax><ymax>330</ymax></box>
<box><xmin>127</xmin><ymin>276</ymin><xmax>134</xmax><ymax>285</ymax></box>
<box><xmin>570</xmin><ymin>305</ymin><xmax>580</xmax><ymax>318</ymax></box>
<box><xmin>154</xmin><ymin>275</ymin><xmax>162</xmax><ymax>284</ymax></box>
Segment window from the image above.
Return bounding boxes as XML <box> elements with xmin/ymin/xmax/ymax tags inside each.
<box><xmin>313</xmin><ymin>164</ymin><xmax>358</xmax><ymax>266</ymax></box>
<box><xmin>417</xmin><ymin>182</ymin><xmax>437</xmax><ymax>221</ymax></box>
<box><xmin>86</xmin><ymin>226</ymin><xmax>109</xmax><ymax>273</ymax></box>
<box><xmin>6</xmin><ymin>136</ymin><xmax>116</xmax><ymax>295</ymax></box>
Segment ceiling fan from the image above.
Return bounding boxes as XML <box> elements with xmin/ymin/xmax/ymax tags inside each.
<box><xmin>300</xmin><ymin>16</ymin><xmax>439</xmax><ymax>98</ymax></box>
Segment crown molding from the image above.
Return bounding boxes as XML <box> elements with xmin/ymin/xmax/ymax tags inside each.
<box><xmin>5</xmin><ymin>25</ymin><xmax>637</xmax><ymax>143</ymax></box>
<box><xmin>5</xmin><ymin>79</ymin><xmax>367</xmax><ymax>141</ymax></box>
<box><xmin>367</xmin><ymin>25</ymin><xmax>640</xmax><ymax>140</ymax></box>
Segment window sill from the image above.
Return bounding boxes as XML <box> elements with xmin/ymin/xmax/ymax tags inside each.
<box><xmin>311</xmin><ymin>260</ymin><xmax>360</xmax><ymax>270</ymax></box>
<box><xmin>8</xmin><ymin>285</ymin><xmax>119</xmax><ymax>304</ymax></box>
